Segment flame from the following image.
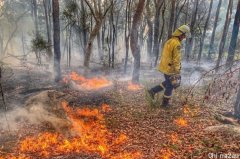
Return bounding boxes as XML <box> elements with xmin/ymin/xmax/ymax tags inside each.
<box><xmin>5</xmin><ymin>102</ymin><xmax>141</xmax><ymax>158</ymax></box>
<box><xmin>174</xmin><ymin>118</ymin><xmax>188</xmax><ymax>127</ymax></box>
<box><xmin>159</xmin><ymin>149</ymin><xmax>174</xmax><ymax>159</ymax></box>
<box><xmin>64</xmin><ymin>72</ymin><xmax>112</xmax><ymax>90</ymax></box>
<box><xmin>127</xmin><ymin>82</ymin><xmax>142</xmax><ymax>91</ymax></box>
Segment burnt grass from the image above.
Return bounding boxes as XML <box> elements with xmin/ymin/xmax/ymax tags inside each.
<box><xmin>0</xmin><ymin>67</ymin><xmax>240</xmax><ymax>159</ymax></box>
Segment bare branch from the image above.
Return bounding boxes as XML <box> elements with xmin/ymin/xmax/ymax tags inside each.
<box><xmin>83</xmin><ymin>0</ymin><xmax>97</xmax><ymax>21</ymax></box>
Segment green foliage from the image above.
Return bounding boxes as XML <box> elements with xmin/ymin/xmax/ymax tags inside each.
<box><xmin>31</xmin><ymin>35</ymin><xmax>48</xmax><ymax>52</ymax></box>
<box><xmin>63</xmin><ymin>1</ymin><xmax>78</xmax><ymax>20</ymax></box>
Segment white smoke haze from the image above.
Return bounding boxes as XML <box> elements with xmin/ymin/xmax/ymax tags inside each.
<box><xmin>0</xmin><ymin>91</ymin><xmax>70</xmax><ymax>132</ymax></box>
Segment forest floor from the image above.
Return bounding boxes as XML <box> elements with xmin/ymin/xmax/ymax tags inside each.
<box><xmin>0</xmin><ymin>64</ymin><xmax>240</xmax><ymax>159</ymax></box>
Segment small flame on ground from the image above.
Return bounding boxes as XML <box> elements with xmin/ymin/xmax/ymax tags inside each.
<box><xmin>127</xmin><ymin>82</ymin><xmax>142</xmax><ymax>91</ymax></box>
<box><xmin>159</xmin><ymin>148</ymin><xmax>174</xmax><ymax>159</ymax></box>
<box><xmin>174</xmin><ymin>118</ymin><xmax>188</xmax><ymax>127</ymax></box>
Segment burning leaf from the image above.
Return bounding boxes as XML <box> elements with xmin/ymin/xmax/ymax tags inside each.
<box><xmin>175</xmin><ymin>118</ymin><xmax>188</xmax><ymax>127</ymax></box>
<box><xmin>159</xmin><ymin>148</ymin><xmax>175</xmax><ymax>159</ymax></box>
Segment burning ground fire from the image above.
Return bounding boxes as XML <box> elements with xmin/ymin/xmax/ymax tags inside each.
<box><xmin>63</xmin><ymin>71</ymin><xmax>113</xmax><ymax>90</ymax></box>
<box><xmin>1</xmin><ymin>102</ymin><xmax>142</xmax><ymax>159</ymax></box>
<box><xmin>63</xmin><ymin>72</ymin><xmax>143</xmax><ymax>92</ymax></box>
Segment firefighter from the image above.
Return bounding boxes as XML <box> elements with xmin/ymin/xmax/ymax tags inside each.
<box><xmin>148</xmin><ymin>25</ymin><xmax>190</xmax><ymax>107</ymax></box>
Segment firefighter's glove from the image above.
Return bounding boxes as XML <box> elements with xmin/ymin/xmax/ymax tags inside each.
<box><xmin>170</xmin><ymin>74</ymin><xmax>181</xmax><ymax>89</ymax></box>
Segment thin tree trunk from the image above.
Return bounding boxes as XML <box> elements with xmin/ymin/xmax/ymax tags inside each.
<box><xmin>185</xmin><ymin>0</ymin><xmax>198</xmax><ymax>61</ymax></box>
<box><xmin>154</xmin><ymin>1</ymin><xmax>165</xmax><ymax>67</ymax></box>
<box><xmin>124</xmin><ymin>0</ymin><xmax>131</xmax><ymax>74</ymax></box>
<box><xmin>52</xmin><ymin>0</ymin><xmax>61</xmax><ymax>82</ymax></box>
<box><xmin>146</xmin><ymin>0</ymin><xmax>153</xmax><ymax>61</ymax></box>
<box><xmin>81</xmin><ymin>0</ymin><xmax>88</xmax><ymax>51</ymax></box>
<box><xmin>167</xmin><ymin>0</ymin><xmax>176</xmax><ymax>39</ymax></box>
<box><xmin>111</xmin><ymin>6</ymin><xmax>116</xmax><ymax>68</ymax></box>
<box><xmin>173</xmin><ymin>0</ymin><xmax>187</xmax><ymax>30</ymax></box>
<box><xmin>130</xmin><ymin>0</ymin><xmax>145</xmax><ymax>82</ymax></box>
<box><xmin>208</xmin><ymin>0</ymin><xmax>222</xmax><ymax>60</ymax></box>
<box><xmin>153</xmin><ymin>1</ymin><xmax>163</xmax><ymax>65</ymax></box>
<box><xmin>84</xmin><ymin>20</ymin><xmax>102</xmax><ymax>67</ymax></box>
<box><xmin>235</xmin><ymin>73</ymin><xmax>240</xmax><ymax>118</ymax></box>
<box><xmin>226</xmin><ymin>0</ymin><xmax>240</xmax><ymax>67</ymax></box>
<box><xmin>216</xmin><ymin>0</ymin><xmax>233</xmax><ymax>71</ymax></box>
<box><xmin>197</xmin><ymin>0</ymin><xmax>213</xmax><ymax>62</ymax></box>
<box><xmin>32</xmin><ymin>0</ymin><xmax>39</xmax><ymax>37</ymax></box>
<box><xmin>43</xmin><ymin>0</ymin><xmax>53</xmax><ymax>62</ymax></box>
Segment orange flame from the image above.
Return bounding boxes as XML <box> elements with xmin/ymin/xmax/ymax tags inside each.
<box><xmin>64</xmin><ymin>72</ymin><xmax>112</xmax><ymax>90</ymax></box>
<box><xmin>6</xmin><ymin>102</ymin><xmax>141</xmax><ymax>159</ymax></box>
<box><xmin>127</xmin><ymin>82</ymin><xmax>142</xmax><ymax>91</ymax></box>
<box><xmin>175</xmin><ymin>118</ymin><xmax>188</xmax><ymax>127</ymax></box>
<box><xmin>159</xmin><ymin>149</ymin><xmax>174</xmax><ymax>159</ymax></box>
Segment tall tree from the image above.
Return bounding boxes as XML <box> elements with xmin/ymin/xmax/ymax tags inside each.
<box><xmin>52</xmin><ymin>0</ymin><xmax>61</xmax><ymax>82</ymax></box>
<box><xmin>216</xmin><ymin>0</ymin><xmax>233</xmax><ymax>70</ymax></box>
<box><xmin>130</xmin><ymin>0</ymin><xmax>145</xmax><ymax>82</ymax></box>
<box><xmin>226</xmin><ymin>0</ymin><xmax>240</xmax><ymax>67</ymax></box>
<box><xmin>208</xmin><ymin>0</ymin><xmax>222</xmax><ymax>59</ymax></box>
<box><xmin>197</xmin><ymin>0</ymin><xmax>213</xmax><ymax>62</ymax></box>
<box><xmin>83</xmin><ymin>0</ymin><xmax>113</xmax><ymax>68</ymax></box>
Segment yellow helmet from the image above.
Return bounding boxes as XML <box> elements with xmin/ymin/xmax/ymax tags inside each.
<box><xmin>172</xmin><ymin>25</ymin><xmax>190</xmax><ymax>37</ymax></box>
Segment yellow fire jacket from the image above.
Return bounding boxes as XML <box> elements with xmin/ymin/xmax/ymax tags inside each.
<box><xmin>158</xmin><ymin>37</ymin><xmax>181</xmax><ymax>75</ymax></box>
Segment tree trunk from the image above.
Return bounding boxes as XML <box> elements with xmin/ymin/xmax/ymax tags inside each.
<box><xmin>197</xmin><ymin>0</ymin><xmax>213</xmax><ymax>62</ymax></box>
<box><xmin>208</xmin><ymin>0</ymin><xmax>222</xmax><ymax>60</ymax></box>
<box><xmin>81</xmin><ymin>0</ymin><xmax>88</xmax><ymax>51</ymax></box>
<box><xmin>226</xmin><ymin>0</ymin><xmax>240</xmax><ymax>68</ymax></box>
<box><xmin>152</xmin><ymin>1</ymin><xmax>163</xmax><ymax>65</ymax></box>
<box><xmin>235</xmin><ymin>73</ymin><xmax>240</xmax><ymax>118</ymax></box>
<box><xmin>84</xmin><ymin>20</ymin><xmax>102</xmax><ymax>67</ymax></box>
<box><xmin>185</xmin><ymin>0</ymin><xmax>198</xmax><ymax>61</ymax></box>
<box><xmin>130</xmin><ymin>0</ymin><xmax>145</xmax><ymax>82</ymax></box>
<box><xmin>102</xmin><ymin>20</ymin><xmax>106</xmax><ymax>61</ymax></box>
<box><xmin>52</xmin><ymin>0</ymin><xmax>61</xmax><ymax>82</ymax></box>
<box><xmin>124</xmin><ymin>0</ymin><xmax>131</xmax><ymax>74</ymax></box>
<box><xmin>167</xmin><ymin>0</ymin><xmax>176</xmax><ymax>39</ymax></box>
<box><xmin>146</xmin><ymin>0</ymin><xmax>153</xmax><ymax>61</ymax></box>
<box><xmin>111</xmin><ymin>7</ymin><xmax>116</xmax><ymax>69</ymax></box>
<box><xmin>216</xmin><ymin>0</ymin><xmax>233</xmax><ymax>71</ymax></box>
<box><xmin>43</xmin><ymin>0</ymin><xmax>53</xmax><ymax>62</ymax></box>
<box><xmin>32</xmin><ymin>0</ymin><xmax>39</xmax><ymax>37</ymax></box>
<box><xmin>154</xmin><ymin>1</ymin><xmax>166</xmax><ymax>67</ymax></box>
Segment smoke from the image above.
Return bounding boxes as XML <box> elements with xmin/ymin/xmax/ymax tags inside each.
<box><xmin>0</xmin><ymin>91</ymin><xmax>71</xmax><ymax>132</ymax></box>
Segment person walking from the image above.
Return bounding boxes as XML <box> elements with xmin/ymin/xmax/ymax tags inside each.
<box><xmin>148</xmin><ymin>25</ymin><xmax>190</xmax><ymax>107</ymax></box>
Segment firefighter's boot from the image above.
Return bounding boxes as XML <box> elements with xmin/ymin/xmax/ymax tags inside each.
<box><xmin>161</xmin><ymin>97</ymin><xmax>170</xmax><ymax>107</ymax></box>
<box><xmin>148</xmin><ymin>85</ymin><xmax>164</xmax><ymax>99</ymax></box>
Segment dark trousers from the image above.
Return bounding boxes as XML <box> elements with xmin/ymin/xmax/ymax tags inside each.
<box><xmin>150</xmin><ymin>74</ymin><xmax>174</xmax><ymax>98</ymax></box>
